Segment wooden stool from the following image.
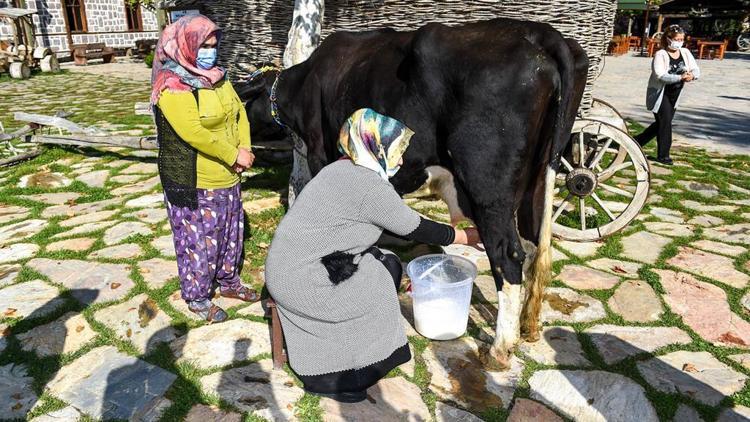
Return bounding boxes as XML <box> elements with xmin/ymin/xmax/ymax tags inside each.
<box><xmin>266</xmin><ymin>297</ymin><xmax>288</xmax><ymax>369</ymax></box>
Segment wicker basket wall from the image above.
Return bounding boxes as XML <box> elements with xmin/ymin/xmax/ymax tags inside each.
<box><xmin>201</xmin><ymin>0</ymin><xmax>617</xmax><ymax>111</ymax></box>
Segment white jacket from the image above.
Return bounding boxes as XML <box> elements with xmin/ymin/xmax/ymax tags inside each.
<box><xmin>646</xmin><ymin>48</ymin><xmax>700</xmax><ymax>112</ymax></box>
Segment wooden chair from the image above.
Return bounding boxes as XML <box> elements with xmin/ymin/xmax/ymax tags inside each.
<box><xmin>72</xmin><ymin>43</ymin><xmax>114</xmax><ymax>66</ymax></box>
<box><xmin>628</xmin><ymin>36</ymin><xmax>641</xmax><ymax>50</ymax></box>
<box><xmin>608</xmin><ymin>36</ymin><xmax>629</xmax><ymax>56</ymax></box>
<box><xmin>266</xmin><ymin>297</ymin><xmax>288</xmax><ymax>370</ymax></box>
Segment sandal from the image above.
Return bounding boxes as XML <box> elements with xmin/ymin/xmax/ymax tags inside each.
<box><xmin>188</xmin><ymin>300</ymin><xmax>228</xmax><ymax>323</ymax></box>
<box><xmin>221</xmin><ymin>285</ymin><xmax>261</xmax><ymax>303</ymax></box>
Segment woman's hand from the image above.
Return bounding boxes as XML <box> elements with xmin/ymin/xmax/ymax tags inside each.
<box><xmin>234</xmin><ymin>147</ymin><xmax>255</xmax><ymax>171</ymax></box>
<box><xmin>454</xmin><ymin>227</ymin><xmax>482</xmax><ymax>249</ymax></box>
<box><xmin>682</xmin><ymin>72</ymin><xmax>694</xmax><ymax>82</ymax></box>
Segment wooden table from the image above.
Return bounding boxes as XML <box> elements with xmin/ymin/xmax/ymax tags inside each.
<box><xmin>697</xmin><ymin>40</ymin><xmax>728</xmax><ymax>60</ymax></box>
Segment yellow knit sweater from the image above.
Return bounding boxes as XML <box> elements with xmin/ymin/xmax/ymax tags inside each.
<box><xmin>157</xmin><ymin>80</ymin><xmax>251</xmax><ymax>189</ymax></box>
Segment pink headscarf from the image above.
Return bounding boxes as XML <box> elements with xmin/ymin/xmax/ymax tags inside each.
<box><xmin>150</xmin><ymin>14</ymin><xmax>226</xmax><ymax>106</ymax></box>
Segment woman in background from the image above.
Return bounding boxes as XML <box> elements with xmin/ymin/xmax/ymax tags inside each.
<box><xmin>634</xmin><ymin>24</ymin><xmax>700</xmax><ymax>165</ymax></box>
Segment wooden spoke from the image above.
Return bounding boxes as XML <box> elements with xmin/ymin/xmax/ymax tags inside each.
<box><xmin>598</xmin><ymin>182</ymin><xmax>634</xmax><ymax>198</ymax></box>
<box><xmin>579</xmin><ymin>198</ymin><xmax>586</xmax><ymax>230</ymax></box>
<box><xmin>589</xmin><ymin>138</ymin><xmax>613</xmax><ymax>170</ymax></box>
<box><xmin>553</xmin><ymin>194</ymin><xmax>573</xmax><ymax>223</ymax></box>
<box><xmin>560</xmin><ymin>156</ymin><xmax>574</xmax><ymax>172</ymax></box>
<box><xmin>599</xmin><ymin>160</ymin><xmax>633</xmax><ymax>178</ymax></box>
<box><xmin>591</xmin><ymin>192</ymin><xmax>616</xmax><ymax>221</ymax></box>
<box><xmin>578</xmin><ymin>131</ymin><xmax>585</xmax><ymax>166</ymax></box>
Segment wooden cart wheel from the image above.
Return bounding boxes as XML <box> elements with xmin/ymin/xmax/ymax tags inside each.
<box><xmin>586</xmin><ymin>98</ymin><xmax>630</xmax><ymax>181</ymax></box>
<box><xmin>40</xmin><ymin>54</ymin><xmax>59</xmax><ymax>72</ymax></box>
<box><xmin>9</xmin><ymin>62</ymin><xmax>30</xmax><ymax>79</ymax></box>
<box><xmin>552</xmin><ymin>118</ymin><xmax>649</xmax><ymax>241</ymax></box>
<box><xmin>32</xmin><ymin>46</ymin><xmax>51</xmax><ymax>59</ymax></box>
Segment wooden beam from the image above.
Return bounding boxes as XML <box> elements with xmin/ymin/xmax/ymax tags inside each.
<box><xmin>0</xmin><ymin>125</ymin><xmax>33</xmax><ymax>142</ymax></box>
<box><xmin>32</xmin><ymin>134</ymin><xmax>158</xmax><ymax>150</ymax></box>
<box><xmin>13</xmin><ymin>112</ymin><xmax>105</xmax><ymax>135</ymax></box>
<box><xmin>0</xmin><ymin>149</ymin><xmax>42</xmax><ymax>167</ymax></box>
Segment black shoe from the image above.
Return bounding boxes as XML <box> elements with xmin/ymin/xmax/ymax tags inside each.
<box><xmin>647</xmin><ymin>155</ymin><xmax>674</xmax><ymax>166</ymax></box>
<box><xmin>656</xmin><ymin>157</ymin><xmax>674</xmax><ymax>166</ymax></box>
<box><xmin>308</xmin><ymin>390</ymin><xmax>367</xmax><ymax>403</ymax></box>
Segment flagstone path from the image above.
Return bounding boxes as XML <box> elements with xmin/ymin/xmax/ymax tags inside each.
<box><xmin>1</xmin><ymin>65</ymin><xmax>749</xmax><ymax>422</ymax></box>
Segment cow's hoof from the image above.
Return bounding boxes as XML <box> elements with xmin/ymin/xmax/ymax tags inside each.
<box><xmin>522</xmin><ymin>329</ymin><xmax>541</xmax><ymax>343</ymax></box>
<box><xmin>487</xmin><ymin>346</ymin><xmax>512</xmax><ymax>371</ymax></box>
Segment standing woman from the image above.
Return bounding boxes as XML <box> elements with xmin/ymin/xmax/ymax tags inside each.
<box><xmin>151</xmin><ymin>15</ymin><xmax>260</xmax><ymax>322</ymax></box>
<box><xmin>265</xmin><ymin>109</ymin><xmax>481</xmax><ymax>403</ymax></box>
<box><xmin>634</xmin><ymin>24</ymin><xmax>700</xmax><ymax>165</ymax></box>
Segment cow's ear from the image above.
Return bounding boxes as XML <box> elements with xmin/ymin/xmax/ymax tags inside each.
<box><xmin>235</xmin><ymin>75</ymin><xmax>269</xmax><ymax>102</ymax></box>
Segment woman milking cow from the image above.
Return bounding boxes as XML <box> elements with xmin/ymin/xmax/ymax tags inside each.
<box><xmin>151</xmin><ymin>15</ymin><xmax>481</xmax><ymax>403</ymax></box>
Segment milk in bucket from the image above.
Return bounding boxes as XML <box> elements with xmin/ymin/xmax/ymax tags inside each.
<box><xmin>406</xmin><ymin>254</ymin><xmax>477</xmax><ymax>340</ymax></box>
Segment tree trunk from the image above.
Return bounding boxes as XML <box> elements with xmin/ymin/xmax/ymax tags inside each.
<box><xmin>283</xmin><ymin>0</ymin><xmax>324</xmax><ymax>69</ymax></box>
<box><xmin>283</xmin><ymin>0</ymin><xmax>324</xmax><ymax>206</ymax></box>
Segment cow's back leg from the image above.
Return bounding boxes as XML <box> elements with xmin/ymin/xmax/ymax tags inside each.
<box><xmin>518</xmin><ymin>167</ymin><xmax>556</xmax><ymax>342</ymax></box>
<box><xmin>447</xmin><ymin>128</ymin><xmax>529</xmax><ymax>369</ymax></box>
<box><xmin>446</xmin><ymin>82</ymin><xmax>557</xmax><ymax>369</ymax></box>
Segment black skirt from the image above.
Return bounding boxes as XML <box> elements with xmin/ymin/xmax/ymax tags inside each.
<box><xmin>298</xmin><ymin>343</ymin><xmax>411</xmax><ymax>394</ymax></box>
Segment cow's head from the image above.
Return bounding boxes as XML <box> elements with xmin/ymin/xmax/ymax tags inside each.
<box><xmin>235</xmin><ymin>68</ymin><xmax>289</xmax><ymax>143</ymax></box>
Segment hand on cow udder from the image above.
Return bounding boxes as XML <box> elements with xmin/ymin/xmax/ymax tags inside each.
<box><xmin>463</xmin><ymin>227</ymin><xmax>485</xmax><ymax>251</ymax></box>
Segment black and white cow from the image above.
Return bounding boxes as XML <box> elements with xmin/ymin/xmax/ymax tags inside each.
<box><xmin>238</xmin><ymin>18</ymin><xmax>589</xmax><ymax>367</ymax></box>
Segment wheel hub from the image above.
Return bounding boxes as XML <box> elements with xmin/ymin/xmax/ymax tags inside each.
<box><xmin>566</xmin><ymin>168</ymin><xmax>598</xmax><ymax>197</ymax></box>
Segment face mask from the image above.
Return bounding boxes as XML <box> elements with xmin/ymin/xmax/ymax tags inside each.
<box><xmin>196</xmin><ymin>48</ymin><xmax>217</xmax><ymax>69</ymax></box>
<box><xmin>669</xmin><ymin>39</ymin><xmax>683</xmax><ymax>50</ymax></box>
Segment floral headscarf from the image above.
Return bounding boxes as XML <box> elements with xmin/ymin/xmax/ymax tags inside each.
<box><xmin>338</xmin><ymin>108</ymin><xmax>414</xmax><ymax>180</ymax></box>
<box><xmin>150</xmin><ymin>14</ymin><xmax>226</xmax><ymax>106</ymax></box>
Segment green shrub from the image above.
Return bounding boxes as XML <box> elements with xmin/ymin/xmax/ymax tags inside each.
<box><xmin>145</xmin><ymin>50</ymin><xmax>155</xmax><ymax>68</ymax></box>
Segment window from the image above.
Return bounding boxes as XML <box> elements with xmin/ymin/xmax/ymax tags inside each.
<box><xmin>125</xmin><ymin>2</ymin><xmax>143</xmax><ymax>32</ymax></box>
<box><xmin>64</xmin><ymin>0</ymin><xmax>87</xmax><ymax>33</ymax></box>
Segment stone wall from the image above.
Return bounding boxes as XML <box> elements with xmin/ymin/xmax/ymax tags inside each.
<box><xmin>0</xmin><ymin>1</ymin><xmax>159</xmax><ymax>54</ymax></box>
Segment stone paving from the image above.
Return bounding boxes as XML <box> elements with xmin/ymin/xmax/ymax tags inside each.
<box><xmin>0</xmin><ymin>63</ymin><xmax>749</xmax><ymax>421</ymax></box>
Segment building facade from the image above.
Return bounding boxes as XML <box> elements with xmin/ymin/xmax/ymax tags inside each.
<box><xmin>0</xmin><ymin>0</ymin><xmax>159</xmax><ymax>54</ymax></box>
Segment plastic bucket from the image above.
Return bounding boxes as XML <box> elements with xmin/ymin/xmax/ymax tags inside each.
<box><xmin>406</xmin><ymin>254</ymin><xmax>477</xmax><ymax>340</ymax></box>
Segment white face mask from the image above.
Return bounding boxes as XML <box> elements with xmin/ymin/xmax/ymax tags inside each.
<box><xmin>669</xmin><ymin>39</ymin><xmax>684</xmax><ymax>50</ymax></box>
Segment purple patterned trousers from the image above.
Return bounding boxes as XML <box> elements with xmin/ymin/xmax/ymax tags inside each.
<box><xmin>165</xmin><ymin>184</ymin><xmax>244</xmax><ymax>302</ymax></box>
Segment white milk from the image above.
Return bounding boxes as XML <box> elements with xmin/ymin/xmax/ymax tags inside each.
<box><xmin>413</xmin><ymin>297</ymin><xmax>470</xmax><ymax>340</ymax></box>
<box><xmin>407</xmin><ymin>254</ymin><xmax>477</xmax><ymax>341</ymax></box>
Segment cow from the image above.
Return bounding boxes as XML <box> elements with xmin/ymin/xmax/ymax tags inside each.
<box><xmin>237</xmin><ymin>18</ymin><xmax>589</xmax><ymax>368</ymax></box>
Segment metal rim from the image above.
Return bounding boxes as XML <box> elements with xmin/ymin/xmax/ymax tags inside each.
<box><xmin>552</xmin><ymin>119</ymin><xmax>650</xmax><ymax>241</ymax></box>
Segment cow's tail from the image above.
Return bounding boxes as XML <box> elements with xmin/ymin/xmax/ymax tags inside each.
<box><xmin>519</xmin><ymin>35</ymin><xmax>582</xmax><ymax>341</ymax></box>
<box><xmin>520</xmin><ymin>165</ymin><xmax>554</xmax><ymax>342</ymax></box>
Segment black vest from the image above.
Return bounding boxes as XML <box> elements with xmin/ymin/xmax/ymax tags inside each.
<box><xmin>154</xmin><ymin>90</ymin><xmax>200</xmax><ymax>210</ymax></box>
